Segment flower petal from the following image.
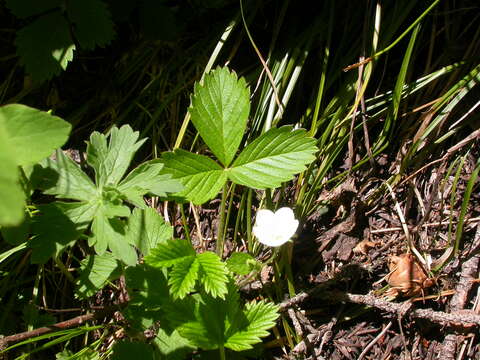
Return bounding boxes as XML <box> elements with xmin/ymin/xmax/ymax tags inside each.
<box><xmin>253</xmin><ymin>207</ymin><xmax>298</xmax><ymax>247</ymax></box>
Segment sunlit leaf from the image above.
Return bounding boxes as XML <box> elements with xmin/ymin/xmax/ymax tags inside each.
<box><xmin>162</xmin><ymin>149</ymin><xmax>227</xmax><ymax>204</ymax></box>
<box><xmin>189</xmin><ymin>67</ymin><xmax>250</xmax><ymax>167</ymax></box>
<box><xmin>229</xmin><ymin>126</ymin><xmax>317</xmax><ymax>189</ymax></box>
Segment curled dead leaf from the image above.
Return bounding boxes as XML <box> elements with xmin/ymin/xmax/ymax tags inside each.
<box><xmin>353</xmin><ymin>240</ymin><xmax>376</xmax><ymax>255</ymax></box>
<box><xmin>385</xmin><ymin>253</ymin><xmax>435</xmax><ymax>298</ymax></box>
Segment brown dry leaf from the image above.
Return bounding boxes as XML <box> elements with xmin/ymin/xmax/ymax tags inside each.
<box><xmin>353</xmin><ymin>240</ymin><xmax>376</xmax><ymax>255</ymax></box>
<box><xmin>385</xmin><ymin>253</ymin><xmax>434</xmax><ymax>298</ymax></box>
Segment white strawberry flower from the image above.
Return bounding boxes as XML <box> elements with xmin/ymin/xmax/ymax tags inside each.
<box><xmin>253</xmin><ymin>207</ymin><xmax>299</xmax><ymax>247</ymax></box>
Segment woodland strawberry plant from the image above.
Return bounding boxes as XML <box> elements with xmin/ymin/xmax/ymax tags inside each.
<box><xmin>0</xmin><ymin>67</ymin><xmax>318</xmax><ymax>359</ymax></box>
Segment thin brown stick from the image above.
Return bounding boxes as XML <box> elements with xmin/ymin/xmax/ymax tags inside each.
<box><xmin>357</xmin><ymin>321</ymin><xmax>392</xmax><ymax>360</ymax></box>
<box><xmin>0</xmin><ymin>303</ymin><xmax>126</xmax><ymax>349</ymax></box>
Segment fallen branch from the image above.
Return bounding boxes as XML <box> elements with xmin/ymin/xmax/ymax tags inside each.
<box><xmin>279</xmin><ymin>289</ymin><xmax>480</xmax><ymax>328</ymax></box>
<box><xmin>0</xmin><ymin>303</ymin><xmax>126</xmax><ymax>350</ymax></box>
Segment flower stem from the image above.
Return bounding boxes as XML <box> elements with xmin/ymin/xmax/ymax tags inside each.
<box><xmin>216</xmin><ymin>183</ymin><xmax>228</xmax><ymax>258</ymax></box>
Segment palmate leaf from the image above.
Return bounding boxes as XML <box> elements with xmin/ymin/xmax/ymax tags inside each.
<box><xmin>76</xmin><ymin>253</ymin><xmax>122</xmax><ymax>299</ymax></box>
<box><xmin>189</xmin><ymin>67</ymin><xmax>250</xmax><ymax>167</ymax></box>
<box><xmin>161</xmin><ymin>149</ymin><xmax>227</xmax><ymax>204</ymax></box>
<box><xmin>228</xmin><ymin>126</ymin><xmax>318</xmax><ymax>189</ymax></box>
<box><xmin>29</xmin><ymin>204</ymin><xmax>80</xmax><ymax>264</ymax></box>
<box><xmin>117</xmin><ymin>159</ymin><xmax>183</xmax><ymax>207</ymax></box>
<box><xmin>86</xmin><ymin>125</ymin><xmax>146</xmax><ymax>187</ymax></box>
<box><xmin>126</xmin><ymin>208</ymin><xmax>172</xmax><ymax>256</ymax></box>
<box><xmin>89</xmin><ymin>207</ymin><xmax>137</xmax><ymax>266</ymax></box>
<box><xmin>67</xmin><ymin>0</ymin><xmax>115</xmax><ymax>50</ymax></box>
<box><xmin>34</xmin><ymin>150</ymin><xmax>97</xmax><ymax>201</ymax></box>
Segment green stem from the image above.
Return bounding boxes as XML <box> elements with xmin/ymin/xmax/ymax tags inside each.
<box><xmin>179</xmin><ymin>204</ymin><xmax>192</xmax><ymax>243</ymax></box>
<box><xmin>219</xmin><ymin>345</ymin><xmax>226</xmax><ymax>360</ymax></box>
<box><xmin>216</xmin><ymin>183</ymin><xmax>228</xmax><ymax>258</ymax></box>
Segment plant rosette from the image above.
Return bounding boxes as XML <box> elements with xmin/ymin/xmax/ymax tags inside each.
<box><xmin>252</xmin><ymin>207</ymin><xmax>299</xmax><ymax>247</ymax></box>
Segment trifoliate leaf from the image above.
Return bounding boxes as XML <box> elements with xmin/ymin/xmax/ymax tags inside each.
<box><xmin>226</xmin><ymin>252</ymin><xmax>261</xmax><ymax>276</ymax></box>
<box><xmin>189</xmin><ymin>67</ymin><xmax>250</xmax><ymax>167</ymax></box>
<box><xmin>0</xmin><ymin>104</ymin><xmax>71</xmax><ymax>167</ymax></box>
<box><xmin>145</xmin><ymin>239</ymin><xmax>196</xmax><ymax>268</ymax></box>
<box><xmin>67</xmin><ymin>0</ymin><xmax>115</xmax><ymax>50</ymax></box>
<box><xmin>225</xmin><ymin>301</ymin><xmax>279</xmax><ymax>351</ymax></box>
<box><xmin>76</xmin><ymin>253</ymin><xmax>122</xmax><ymax>299</ymax></box>
<box><xmin>29</xmin><ymin>203</ymin><xmax>80</xmax><ymax>264</ymax></box>
<box><xmin>86</xmin><ymin>125</ymin><xmax>146</xmax><ymax>187</ymax></box>
<box><xmin>229</xmin><ymin>126</ymin><xmax>317</xmax><ymax>189</ymax></box>
<box><xmin>0</xmin><ymin>122</ymin><xmax>24</xmax><ymax>226</ymax></box>
<box><xmin>33</xmin><ymin>150</ymin><xmax>97</xmax><ymax>201</ymax></box>
<box><xmin>174</xmin><ymin>279</ymin><xmax>240</xmax><ymax>350</ymax></box>
<box><xmin>126</xmin><ymin>208</ymin><xmax>173</xmax><ymax>256</ymax></box>
<box><xmin>169</xmin><ymin>256</ymin><xmax>199</xmax><ymax>299</ymax></box>
<box><xmin>197</xmin><ymin>252</ymin><xmax>228</xmax><ymax>299</ymax></box>
<box><xmin>117</xmin><ymin>159</ymin><xmax>183</xmax><ymax>207</ymax></box>
<box><xmin>5</xmin><ymin>0</ymin><xmax>61</xmax><ymax>18</ymax></box>
<box><xmin>15</xmin><ymin>12</ymin><xmax>75</xmax><ymax>83</ymax></box>
<box><xmin>161</xmin><ymin>149</ymin><xmax>227</xmax><ymax>204</ymax></box>
<box><xmin>124</xmin><ymin>264</ymin><xmax>170</xmax><ymax>330</ymax></box>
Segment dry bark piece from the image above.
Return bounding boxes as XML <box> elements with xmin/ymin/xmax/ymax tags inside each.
<box><xmin>385</xmin><ymin>253</ymin><xmax>435</xmax><ymax>298</ymax></box>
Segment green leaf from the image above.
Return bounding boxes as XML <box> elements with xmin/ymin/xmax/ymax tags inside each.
<box><xmin>67</xmin><ymin>0</ymin><xmax>115</xmax><ymax>50</ymax></box>
<box><xmin>0</xmin><ymin>104</ymin><xmax>71</xmax><ymax>167</ymax></box>
<box><xmin>174</xmin><ymin>280</ymin><xmax>240</xmax><ymax>350</ymax></box>
<box><xmin>124</xmin><ymin>264</ymin><xmax>170</xmax><ymax>330</ymax></box>
<box><xmin>76</xmin><ymin>253</ymin><xmax>122</xmax><ymax>299</ymax></box>
<box><xmin>0</xmin><ymin>123</ymin><xmax>24</xmax><ymax>226</ymax></box>
<box><xmin>153</xmin><ymin>328</ymin><xmax>196</xmax><ymax>359</ymax></box>
<box><xmin>126</xmin><ymin>208</ymin><xmax>173</xmax><ymax>256</ymax></box>
<box><xmin>169</xmin><ymin>256</ymin><xmax>199</xmax><ymax>299</ymax></box>
<box><xmin>1</xmin><ymin>214</ymin><xmax>31</xmax><ymax>245</ymax></box>
<box><xmin>15</xmin><ymin>12</ymin><xmax>75</xmax><ymax>82</ymax></box>
<box><xmin>225</xmin><ymin>301</ymin><xmax>279</xmax><ymax>351</ymax></box>
<box><xmin>162</xmin><ymin>149</ymin><xmax>227</xmax><ymax>204</ymax></box>
<box><xmin>145</xmin><ymin>239</ymin><xmax>196</xmax><ymax>268</ymax></box>
<box><xmin>189</xmin><ymin>67</ymin><xmax>250</xmax><ymax>167</ymax></box>
<box><xmin>55</xmin><ymin>201</ymin><xmax>99</xmax><ymax>229</ymax></box>
<box><xmin>33</xmin><ymin>150</ymin><xmax>97</xmax><ymax>201</ymax></box>
<box><xmin>111</xmin><ymin>341</ymin><xmax>153</xmax><ymax>360</ymax></box>
<box><xmin>229</xmin><ymin>126</ymin><xmax>317</xmax><ymax>189</ymax></box>
<box><xmin>5</xmin><ymin>0</ymin><xmax>62</xmax><ymax>18</ymax></box>
<box><xmin>86</xmin><ymin>125</ymin><xmax>146</xmax><ymax>187</ymax></box>
<box><xmin>29</xmin><ymin>204</ymin><xmax>80</xmax><ymax>264</ymax></box>
<box><xmin>117</xmin><ymin>159</ymin><xmax>183</xmax><ymax>207</ymax></box>
<box><xmin>90</xmin><ymin>209</ymin><xmax>137</xmax><ymax>265</ymax></box>
<box><xmin>197</xmin><ymin>252</ymin><xmax>228</xmax><ymax>299</ymax></box>
<box><xmin>226</xmin><ymin>252</ymin><xmax>261</xmax><ymax>276</ymax></box>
